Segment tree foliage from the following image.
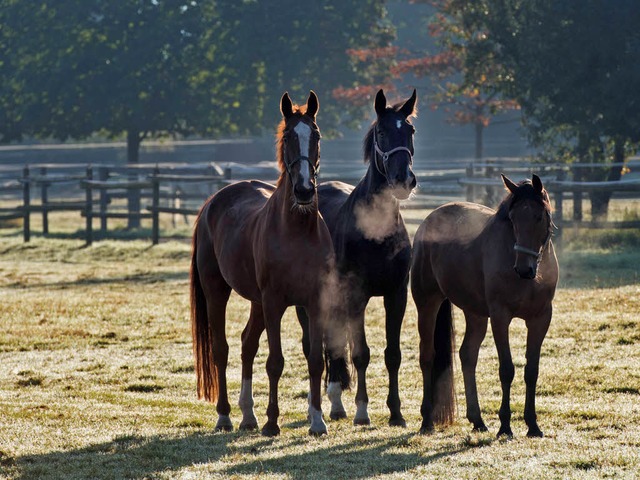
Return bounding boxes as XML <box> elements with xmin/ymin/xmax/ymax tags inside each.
<box><xmin>479</xmin><ymin>0</ymin><xmax>640</xmax><ymax>218</ymax></box>
<box><xmin>0</xmin><ymin>0</ymin><xmax>395</xmax><ymax>154</ymax></box>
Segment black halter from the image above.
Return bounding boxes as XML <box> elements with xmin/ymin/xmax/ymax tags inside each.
<box><xmin>284</xmin><ymin>155</ymin><xmax>319</xmax><ymax>187</ymax></box>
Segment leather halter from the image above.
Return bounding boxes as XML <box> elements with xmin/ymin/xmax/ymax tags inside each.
<box><xmin>372</xmin><ymin>128</ymin><xmax>413</xmax><ymax>180</ymax></box>
<box><xmin>284</xmin><ymin>155</ymin><xmax>319</xmax><ymax>187</ymax></box>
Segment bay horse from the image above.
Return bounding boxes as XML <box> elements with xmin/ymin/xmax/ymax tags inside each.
<box><xmin>297</xmin><ymin>89</ymin><xmax>418</xmax><ymax>427</ymax></box>
<box><xmin>191</xmin><ymin>91</ymin><xmax>339</xmax><ymax>436</ymax></box>
<box><xmin>411</xmin><ymin>174</ymin><xmax>558</xmax><ymax>437</ymax></box>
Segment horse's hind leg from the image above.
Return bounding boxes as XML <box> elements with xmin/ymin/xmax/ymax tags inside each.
<box><xmin>460</xmin><ymin>311</ymin><xmax>489</xmax><ymax>432</ymax></box>
<box><xmin>383</xmin><ymin>287</ymin><xmax>408</xmax><ymax>427</ymax></box>
<box><xmin>202</xmin><ymin>277</ymin><xmax>233</xmax><ymax>431</ymax></box>
<box><xmin>523</xmin><ymin>307</ymin><xmax>552</xmax><ymax>438</ymax></box>
<box><xmin>238</xmin><ymin>301</ymin><xmax>265</xmax><ymax>431</ymax></box>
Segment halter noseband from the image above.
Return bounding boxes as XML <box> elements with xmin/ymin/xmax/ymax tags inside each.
<box><xmin>372</xmin><ymin>128</ymin><xmax>413</xmax><ymax>179</ymax></box>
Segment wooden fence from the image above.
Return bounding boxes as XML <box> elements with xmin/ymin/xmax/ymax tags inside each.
<box><xmin>1</xmin><ymin>158</ymin><xmax>639</xmax><ymax>245</ymax></box>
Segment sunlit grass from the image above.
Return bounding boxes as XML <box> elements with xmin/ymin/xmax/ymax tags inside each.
<box><xmin>0</xmin><ymin>214</ymin><xmax>639</xmax><ymax>478</ymax></box>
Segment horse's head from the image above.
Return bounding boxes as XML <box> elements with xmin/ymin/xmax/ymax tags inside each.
<box><xmin>502</xmin><ymin>174</ymin><xmax>553</xmax><ymax>280</ymax></box>
<box><xmin>278</xmin><ymin>91</ymin><xmax>321</xmax><ymax>209</ymax></box>
<box><xmin>365</xmin><ymin>89</ymin><xmax>418</xmax><ymax>200</ymax></box>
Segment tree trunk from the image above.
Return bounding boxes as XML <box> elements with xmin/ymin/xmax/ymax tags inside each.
<box><xmin>588</xmin><ymin>138</ymin><xmax>624</xmax><ymax>222</ymax></box>
<box><xmin>127</xmin><ymin>129</ymin><xmax>142</xmax><ymax>229</ymax></box>
<box><xmin>474</xmin><ymin>119</ymin><xmax>483</xmax><ymax>161</ymax></box>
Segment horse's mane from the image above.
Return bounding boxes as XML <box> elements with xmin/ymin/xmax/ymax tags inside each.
<box><xmin>496</xmin><ymin>180</ymin><xmax>553</xmax><ymax>237</ymax></box>
<box><xmin>276</xmin><ymin>104</ymin><xmax>309</xmax><ymax>187</ymax></box>
<box><xmin>363</xmin><ymin>100</ymin><xmax>417</xmax><ymax>164</ymax></box>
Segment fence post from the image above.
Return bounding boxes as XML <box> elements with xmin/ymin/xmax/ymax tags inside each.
<box><xmin>152</xmin><ymin>166</ymin><xmax>160</xmax><ymax>245</ymax></box>
<box><xmin>572</xmin><ymin>163</ymin><xmax>583</xmax><ymax>222</ymax></box>
<box><xmin>99</xmin><ymin>166</ymin><xmax>109</xmax><ymax>233</ymax></box>
<box><xmin>465</xmin><ymin>163</ymin><xmax>475</xmax><ymax>202</ymax></box>
<box><xmin>22</xmin><ymin>165</ymin><xmax>30</xmax><ymax>242</ymax></box>
<box><xmin>85</xmin><ymin>166</ymin><xmax>93</xmax><ymax>246</ymax></box>
<box><xmin>40</xmin><ymin>166</ymin><xmax>49</xmax><ymax>235</ymax></box>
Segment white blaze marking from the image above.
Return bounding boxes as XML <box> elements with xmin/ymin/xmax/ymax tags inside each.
<box><xmin>396</xmin><ymin>119</ymin><xmax>402</xmax><ymax>129</ymax></box>
<box><xmin>294</xmin><ymin>121</ymin><xmax>312</xmax><ymax>189</ymax></box>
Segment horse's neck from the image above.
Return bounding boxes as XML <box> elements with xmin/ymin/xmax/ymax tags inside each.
<box><xmin>354</xmin><ymin>165</ymin><xmax>399</xmax><ymax>212</ymax></box>
<box><xmin>269</xmin><ymin>180</ymin><xmax>320</xmax><ymax>232</ymax></box>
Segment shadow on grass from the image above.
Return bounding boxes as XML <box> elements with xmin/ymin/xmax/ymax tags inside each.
<box><xmin>8</xmin><ymin>430</ymin><xmax>480</xmax><ymax>479</ymax></box>
<box><xmin>9</xmin><ymin>432</ymin><xmax>232</xmax><ymax>479</ymax></box>
<box><xmin>5</xmin><ymin>270</ymin><xmax>188</xmax><ymax>290</ymax></box>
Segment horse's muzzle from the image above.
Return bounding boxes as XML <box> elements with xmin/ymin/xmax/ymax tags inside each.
<box><xmin>514</xmin><ymin>264</ymin><xmax>537</xmax><ymax>279</ymax></box>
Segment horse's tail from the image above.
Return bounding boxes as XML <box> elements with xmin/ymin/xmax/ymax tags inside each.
<box><xmin>432</xmin><ymin>299</ymin><xmax>456</xmax><ymax>425</ymax></box>
<box><xmin>323</xmin><ymin>338</ymin><xmax>353</xmax><ymax>391</ymax></box>
<box><xmin>190</xmin><ymin>220</ymin><xmax>218</xmax><ymax>403</ymax></box>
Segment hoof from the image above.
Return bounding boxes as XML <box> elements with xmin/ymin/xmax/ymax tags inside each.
<box><xmin>472</xmin><ymin>422</ymin><xmax>488</xmax><ymax>433</ymax></box>
<box><xmin>215</xmin><ymin>416</ymin><xmax>233</xmax><ymax>432</ymax></box>
<box><xmin>419</xmin><ymin>424</ymin><xmax>434</xmax><ymax>435</ymax></box>
<box><xmin>353</xmin><ymin>416</ymin><xmax>371</xmax><ymax>426</ymax></box>
<box><xmin>309</xmin><ymin>425</ymin><xmax>328</xmax><ymax>436</ymax></box>
<box><xmin>497</xmin><ymin>426</ymin><xmax>513</xmax><ymax>439</ymax></box>
<box><xmin>527</xmin><ymin>426</ymin><xmax>544</xmax><ymax>438</ymax></box>
<box><xmin>330</xmin><ymin>410</ymin><xmax>347</xmax><ymax>421</ymax></box>
<box><xmin>239</xmin><ymin>420</ymin><xmax>259</xmax><ymax>431</ymax></box>
<box><xmin>261</xmin><ymin>423</ymin><xmax>280</xmax><ymax>437</ymax></box>
<box><xmin>389</xmin><ymin>416</ymin><xmax>406</xmax><ymax>428</ymax></box>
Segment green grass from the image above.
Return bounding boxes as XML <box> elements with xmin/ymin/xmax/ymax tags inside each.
<box><xmin>0</xmin><ymin>219</ymin><xmax>639</xmax><ymax>478</ymax></box>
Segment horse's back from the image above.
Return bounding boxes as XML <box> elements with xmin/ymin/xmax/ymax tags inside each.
<box><xmin>195</xmin><ymin>180</ymin><xmax>276</xmax><ymax>302</ymax></box>
<box><xmin>412</xmin><ymin>202</ymin><xmax>493</xmax><ymax>311</ymax></box>
<box><xmin>317</xmin><ymin>181</ymin><xmax>353</xmax><ymax>231</ymax></box>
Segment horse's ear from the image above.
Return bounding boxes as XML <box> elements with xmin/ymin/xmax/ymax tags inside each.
<box><xmin>532</xmin><ymin>174</ymin><xmax>543</xmax><ymax>194</ymax></box>
<box><xmin>399</xmin><ymin>89</ymin><xmax>417</xmax><ymax>118</ymax></box>
<box><xmin>281</xmin><ymin>92</ymin><xmax>293</xmax><ymax>119</ymax></box>
<box><xmin>374</xmin><ymin>89</ymin><xmax>387</xmax><ymax>116</ymax></box>
<box><xmin>306</xmin><ymin>90</ymin><xmax>319</xmax><ymax>120</ymax></box>
<box><xmin>502</xmin><ymin>173</ymin><xmax>518</xmax><ymax>194</ymax></box>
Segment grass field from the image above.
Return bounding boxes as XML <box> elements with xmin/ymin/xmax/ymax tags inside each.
<box><xmin>0</xmin><ymin>206</ymin><xmax>639</xmax><ymax>479</ymax></box>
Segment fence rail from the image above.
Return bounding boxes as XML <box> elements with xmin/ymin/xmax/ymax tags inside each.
<box><xmin>0</xmin><ymin>158</ymin><xmax>638</xmax><ymax>245</ymax></box>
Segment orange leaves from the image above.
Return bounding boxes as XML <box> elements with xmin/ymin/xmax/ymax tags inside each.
<box><xmin>332</xmin><ymin>84</ymin><xmax>396</xmax><ymax>107</ymax></box>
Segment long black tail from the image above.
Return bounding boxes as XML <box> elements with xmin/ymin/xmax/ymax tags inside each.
<box><xmin>432</xmin><ymin>299</ymin><xmax>455</xmax><ymax>424</ymax></box>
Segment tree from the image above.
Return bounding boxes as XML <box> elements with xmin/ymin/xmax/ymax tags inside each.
<box><xmin>1</xmin><ymin>1</ymin><xmax>238</xmax><ymax>227</ymax></box>
<box><xmin>483</xmin><ymin>0</ymin><xmax>640</xmax><ymax>219</ymax></box>
<box><xmin>333</xmin><ymin>0</ymin><xmax>519</xmax><ymax>160</ymax></box>
<box><xmin>1</xmin><ymin>0</ymin><xmax>395</xmax><ymax>227</ymax></box>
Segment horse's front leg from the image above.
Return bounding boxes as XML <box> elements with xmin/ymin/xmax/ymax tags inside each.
<box><xmin>261</xmin><ymin>297</ymin><xmax>287</xmax><ymax>436</ymax></box>
<box><xmin>238</xmin><ymin>301</ymin><xmax>265</xmax><ymax>431</ymax></box>
<box><xmin>524</xmin><ymin>306</ymin><xmax>552</xmax><ymax>438</ymax></box>
<box><xmin>304</xmin><ymin>303</ymin><xmax>328</xmax><ymax>436</ymax></box>
<box><xmin>490</xmin><ymin>311</ymin><xmax>514</xmax><ymax>438</ymax></box>
<box><xmin>383</xmin><ymin>286</ymin><xmax>408</xmax><ymax>427</ymax></box>
<box><xmin>350</xmin><ymin>303</ymin><xmax>370</xmax><ymax>426</ymax></box>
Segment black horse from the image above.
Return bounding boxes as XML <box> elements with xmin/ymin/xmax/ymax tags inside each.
<box><xmin>298</xmin><ymin>89</ymin><xmax>417</xmax><ymax>426</ymax></box>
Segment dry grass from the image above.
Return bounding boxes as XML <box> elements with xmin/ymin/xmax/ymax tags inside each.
<box><xmin>0</xmin><ymin>220</ymin><xmax>639</xmax><ymax>478</ymax></box>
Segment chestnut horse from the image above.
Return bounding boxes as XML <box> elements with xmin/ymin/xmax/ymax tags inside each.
<box><xmin>191</xmin><ymin>91</ymin><xmax>339</xmax><ymax>436</ymax></box>
<box><xmin>298</xmin><ymin>89</ymin><xmax>417</xmax><ymax>427</ymax></box>
<box><xmin>411</xmin><ymin>174</ymin><xmax>558</xmax><ymax>437</ymax></box>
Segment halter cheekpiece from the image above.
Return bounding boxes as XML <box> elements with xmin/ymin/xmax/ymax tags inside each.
<box><xmin>372</xmin><ymin>128</ymin><xmax>413</xmax><ymax>180</ymax></box>
<box><xmin>512</xmin><ymin>209</ymin><xmax>553</xmax><ymax>261</ymax></box>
